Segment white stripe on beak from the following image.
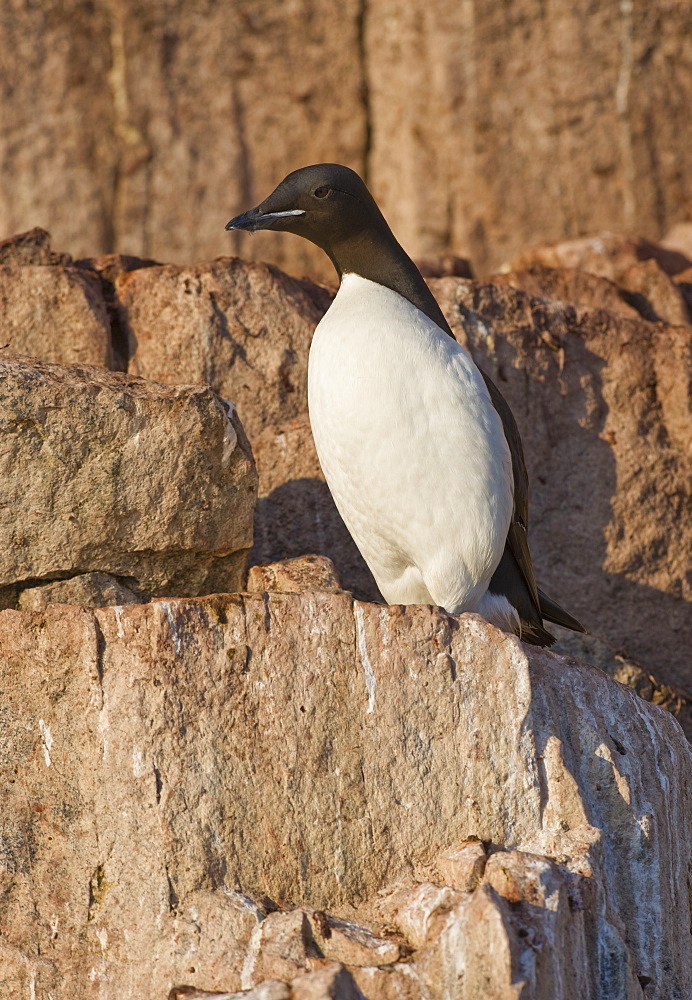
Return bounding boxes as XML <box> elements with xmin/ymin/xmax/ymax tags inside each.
<box><xmin>260</xmin><ymin>209</ymin><xmax>306</xmax><ymax>219</ymax></box>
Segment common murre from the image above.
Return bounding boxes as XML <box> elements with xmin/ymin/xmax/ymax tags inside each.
<box><xmin>226</xmin><ymin>163</ymin><xmax>585</xmax><ymax>645</ymax></box>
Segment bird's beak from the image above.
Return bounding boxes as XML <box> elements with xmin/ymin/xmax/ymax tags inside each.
<box><xmin>225</xmin><ymin>207</ymin><xmax>305</xmax><ymax>232</ymax></box>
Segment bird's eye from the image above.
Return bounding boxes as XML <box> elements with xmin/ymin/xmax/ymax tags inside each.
<box><xmin>314</xmin><ymin>186</ymin><xmax>330</xmax><ymax>199</ymax></box>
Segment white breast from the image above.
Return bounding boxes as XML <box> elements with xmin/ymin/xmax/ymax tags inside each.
<box><xmin>307</xmin><ymin>273</ymin><xmax>513</xmax><ymax>614</ymax></box>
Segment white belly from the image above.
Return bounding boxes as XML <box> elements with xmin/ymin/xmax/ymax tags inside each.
<box><xmin>307</xmin><ymin>274</ymin><xmax>513</xmax><ymax>614</ymax></box>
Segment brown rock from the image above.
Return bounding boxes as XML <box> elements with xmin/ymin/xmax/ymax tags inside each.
<box><xmin>247</xmin><ymin>557</ymin><xmax>343</xmax><ymax>596</ymax></box>
<box><xmin>415</xmin><ymin>255</ymin><xmax>474</xmax><ymax>279</ymax></box>
<box><xmin>3</xmin><ymin>4</ymin><xmax>692</xmax><ymax>276</ymax></box>
<box><xmin>430</xmin><ymin>276</ymin><xmax>692</xmax><ymax>696</ymax></box>
<box><xmin>76</xmin><ymin>253</ymin><xmax>161</xmax><ymax>370</ymax></box>
<box><xmin>249</xmin><ymin>417</ymin><xmax>380</xmax><ymax>604</ymax></box>
<box><xmin>0</xmin><ymin>356</ymin><xmax>256</xmax><ymax>602</ymax></box>
<box><xmin>0</xmin><ymin>228</ymin><xmax>71</xmax><ymax>267</ymax></box>
<box><xmin>306</xmin><ymin>912</ymin><xmax>399</xmax><ymax>968</ymax></box>
<box><xmin>169</xmin><ymin>984</ymin><xmax>290</xmax><ymax>1000</ymax></box>
<box><xmin>0</xmin><ymin>264</ymin><xmax>112</xmax><ymax>366</ymax></box>
<box><xmin>490</xmin><ymin>266</ymin><xmax>643</xmax><ymax>320</ymax></box>
<box><xmin>118</xmin><ymin>258</ymin><xmax>334</xmax><ymax>441</ymax></box>
<box><xmin>661</xmin><ymin>222</ymin><xmax>692</xmax><ymax>264</ymax></box>
<box><xmin>17</xmin><ymin>571</ymin><xmax>139</xmax><ymax>610</ymax></box>
<box><xmin>616</xmin><ymin>259</ymin><xmax>690</xmax><ymax>325</ymax></box>
<box><xmin>290</xmin><ymin>964</ymin><xmax>360</xmax><ymax>1000</ymax></box>
<box><xmin>245</xmin><ymin>911</ymin><xmax>310</xmax><ymax>986</ymax></box>
<box><xmin>428</xmin><ymin>839</ymin><xmax>487</xmax><ymax>893</ymax></box>
<box><xmin>512</xmin><ymin>232</ymin><xmax>692</xmax><ymax>281</ymax></box>
<box><xmin>1</xmin><ymin>594</ymin><xmax>689</xmax><ymax>998</ymax></box>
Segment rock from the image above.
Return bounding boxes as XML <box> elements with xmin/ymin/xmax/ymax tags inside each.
<box><xmin>249</xmin><ymin>417</ymin><xmax>380</xmax><ymax>604</ymax></box>
<box><xmin>306</xmin><ymin>912</ymin><xmax>399</xmax><ymax>968</ymax></box>
<box><xmin>429</xmin><ymin>276</ymin><xmax>692</xmax><ymax>698</ymax></box>
<box><xmin>17</xmin><ymin>571</ymin><xmax>139</xmax><ymax>610</ymax></box>
<box><xmin>169</xmin><ymin>985</ymin><xmax>290</xmax><ymax>1000</ymax></box>
<box><xmin>0</xmin><ymin>593</ymin><xmax>689</xmax><ymax>999</ymax></box>
<box><xmin>118</xmin><ymin>258</ymin><xmax>334</xmax><ymax>441</ymax></box>
<box><xmin>76</xmin><ymin>253</ymin><xmax>161</xmax><ymax>370</ymax></box>
<box><xmin>0</xmin><ymin>356</ymin><xmax>256</xmax><ymax>603</ymax></box>
<box><xmin>3</xmin><ymin>3</ymin><xmax>691</xmax><ymax>275</ymax></box>
<box><xmin>246</xmin><ymin>556</ymin><xmax>343</xmax><ymax>596</ymax></box>
<box><xmin>0</xmin><ymin>264</ymin><xmax>112</xmax><ymax>366</ymax></box>
<box><xmin>415</xmin><ymin>255</ymin><xmax>474</xmax><ymax>279</ymax></box>
<box><xmin>0</xmin><ymin>228</ymin><xmax>71</xmax><ymax>266</ymax></box>
<box><xmin>661</xmin><ymin>221</ymin><xmax>692</xmax><ymax>262</ymax></box>
<box><xmin>491</xmin><ymin>266</ymin><xmax>644</xmax><ymax>320</ymax></box>
<box><xmin>511</xmin><ymin>232</ymin><xmax>691</xmax><ymax>281</ymax></box>
<box><xmin>290</xmin><ymin>964</ymin><xmax>360</xmax><ymax>1000</ymax></box>
<box><xmin>423</xmin><ymin>839</ymin><xmax>487</xmax><ymax>893</ymax></box>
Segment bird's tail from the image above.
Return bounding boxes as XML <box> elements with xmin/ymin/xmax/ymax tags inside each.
<box><xmin>537</xmin><ymin>588</ymin><xmax>586</xmax><ymax>634</ymax></box>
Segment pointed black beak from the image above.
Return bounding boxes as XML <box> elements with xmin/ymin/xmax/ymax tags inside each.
<box><xmin>225</xmin><ymin>207</ymin><xmax>306</xmax><ymax>233</ymax></box>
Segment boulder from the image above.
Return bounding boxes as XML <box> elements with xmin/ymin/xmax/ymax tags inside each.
<box><xmin>0</xmin><ymin>594</ymin><xmax>689</xmax><ymax>999</ymax></box>
<box><xmin>246</xmin><ymin>556</ymin><xmax>343</xmax><ymax>596</ymax></box>
<box><xmin>0</xmin><ymin>356</ymin><xmax>257</xmax><ymax>604</ymax></box>
<box><xmin>118</xmin><ymin>257</ymin><xmax>334</xmax><ymax>441</ymax></box>
<box><xmin>0</xmin><ymin>264</ymin><xmax>112</xmax><ymax>366</ymax></box>
<box><xmin>428</xmin><ymin>276</ymin><xmax>692</xmax><ymax>697</ymax></box>
<box><xmin>17</xmin><ymin>571</ymin><xmax>139</xmax><ymax>611</ymax></box>
<box><xmin>0</xmin><ymin>228</ymin><xmax>72</xmax><ymax>267</ymax></box>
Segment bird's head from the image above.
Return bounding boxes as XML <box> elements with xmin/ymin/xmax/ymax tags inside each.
<box><xmin>225</xmin><ymin>163</ymin><xmax>387</xmax><ymax>270</ymax></box>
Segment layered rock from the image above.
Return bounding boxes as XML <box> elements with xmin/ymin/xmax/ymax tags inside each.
<box><xmin>2</xmin><ymin>2</ymin><xmax>691</xmax><ymax>275</ymax></box>
<box><xmin>0</xmin><ymin>594</ymin><xmax>689</xmax><ymax>999</ymax></box>
<box><xmin>0</xmin><ymin>356</ymin><xmax>257</xmax><ymax>605</ymax></box>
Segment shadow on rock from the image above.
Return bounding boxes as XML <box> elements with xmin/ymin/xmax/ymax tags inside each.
<box><xmin>251</xmin><ymin>477</ymin><xmax>382</xmax><ymax>604</ymax></box>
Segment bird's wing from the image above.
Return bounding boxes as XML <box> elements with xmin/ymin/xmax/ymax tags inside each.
<box><xmin>479</xmin><ymin>370</ymin><xmax>542</xmax><ymax>618</ymax></box>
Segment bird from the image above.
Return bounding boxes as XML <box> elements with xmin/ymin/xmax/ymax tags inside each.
<box><xmin>226</xmin><ymin>163</ymin><xmax>585</xmax><ymax>645</ymax></box>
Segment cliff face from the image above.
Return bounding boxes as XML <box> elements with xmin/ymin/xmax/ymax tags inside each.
<box><xmin>2</xmin><ymin>596</ymin><xmax>691</xmax><ymax>1000</ymax></box>
<box><xmin>0</xmin><ymin>225</ymin><xmax>691</xmax><ymax>998</ymax></box>
<box><xmin>1</xmin><ymin>1</ymin><xmax>691</xmax><ymax>275</ymax></box>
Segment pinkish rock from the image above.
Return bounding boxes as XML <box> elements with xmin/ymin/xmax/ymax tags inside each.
<box><xmin>0</xmin><ymin>594</ymin><xmax>688</xmax><ymax>998</ymax></box>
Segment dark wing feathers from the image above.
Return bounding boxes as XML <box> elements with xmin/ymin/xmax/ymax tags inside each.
<box><xmin>480</xmin><ymin>369</ymin><xmax>585</xmax><ymax>645</ymax></box>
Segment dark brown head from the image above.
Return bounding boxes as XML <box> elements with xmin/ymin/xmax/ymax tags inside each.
<box><xmin>226</xmin><ymin>163</ymin><xmax>454</xmax><ymax>336</ymax></box>
<box><xmin>226</xmin><ymin>163</ymin><xmax>396</xmax><ymax>279</ymax></box>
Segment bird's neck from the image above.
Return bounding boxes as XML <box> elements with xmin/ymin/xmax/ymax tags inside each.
<box><xmin>324</xmin><ymin>228</ymin><xmax>456</xmax><ymax>340</ymax></box>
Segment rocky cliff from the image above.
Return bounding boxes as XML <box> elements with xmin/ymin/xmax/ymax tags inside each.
<box><xmin>0</xmin><ymin>225</ymin><xmax>691</xmax><ymax>998</ymax></box>
<box><xmin>1</xmin><ymin>1</ymin><xmax>691</xmax><ymax>276</ymax></box>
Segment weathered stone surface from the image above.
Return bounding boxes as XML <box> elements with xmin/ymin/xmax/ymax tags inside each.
<box><xmin>306</xmin><ymin>912</ymin><xmax>399</xmax><ymax>968</ymax></box>
<box><xmin>247</xmin><ymin>556</ymin><xmax>343</xmax><ymax>596</ymax></box>
<box><xmin>0</xmin><ymin>594</ymin><xmax>689</xmax><ymax>999</ymax></box>
<box><xmin>491</xmin><ymin>264</ymin><xmax>643</xmax><ymax>320</ymax></box>
<box><xmin>0</xmin><ymin>228</ymin><xmax>71</xmax><ymax>267</ymax></box>
<box><xmin>76</xmin><ymin>252</ymin><xmax>161</xmax><ymax>370</ymax></box>
<box><xmin>512</xmin><ymin>232</ymin><xmax>692</xmax><ymax>281</ymax></box>
<box><xmin>0</xmin><ymin>356</ymin><xmax>257</xmax><ymax>601</ymax></box>
<box><xmin>419</xmin><ymin>838</ymin><xmax>487</xmax><ymax>893</ymax></box>
<box><xmin>429</xmin><ymin>276</ymin><xmax>692</xmax><ymax>696</ymax></box>
<box><xmin>17</xmin><ymin>571</ymin><xmax>139</xmax><ymax>610</ymax></box>
<box><xmin>290</xmin><ymin>964</ymin><xmax>360</xmax><ymax>1000</ymax></box>
<box><xmin>509</xmin><ymin>238</ymin><xmax>691</xmax><ymax>324</ymax></box>
<box><xmin>119</xmin><ymin>258</ymin><xmax>334</xmax><ymax>441</ymax></box>
<box><xmin>0</xmin><ymin>264</ymin><xmax>112</xmax><ymax>366</ymax></box>
<box><xmin>2</xmin><ymin>2</ymin><xmax>691</xmax><ymax>276</ymax></box>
